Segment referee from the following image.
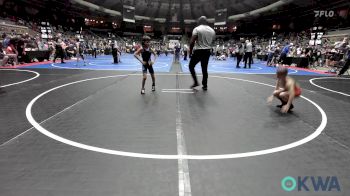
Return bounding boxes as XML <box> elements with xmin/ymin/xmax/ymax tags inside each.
<box><xmin>189</xmin><ymin>16</ymin><xmax>215</xmax><ymax>90</ymax></box>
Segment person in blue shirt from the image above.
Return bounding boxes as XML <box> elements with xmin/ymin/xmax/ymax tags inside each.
<box><xmin>279</xmin><ymin>43</ymin><xmax>292</xmax><ymax>65</ymax></box>
<box><xmin>2</xmin><ymin>33</ymin><xmax>10</xmax><ymax>48</ymax></box>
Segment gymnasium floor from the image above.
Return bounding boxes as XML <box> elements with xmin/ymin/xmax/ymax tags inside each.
<box><xmin>0</xmin><ymin>54</ymin><xmax>349</xmax><ymax>196</ymax></box>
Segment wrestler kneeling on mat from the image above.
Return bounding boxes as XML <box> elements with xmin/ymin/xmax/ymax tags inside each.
<box><xmin>267</xmin><ymin>66</ymin><xmax>302</xmax><ymax>113</ymax></box>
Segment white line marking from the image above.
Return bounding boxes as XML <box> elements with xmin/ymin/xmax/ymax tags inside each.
<box><xmin>212</xmin><ymin>64</ymin><xmax>263</xmax><ymax>71</ymax></box>
<box><xmin>322</xmin><ymin>133</ymin><xmax>350</xmax><ymax>151</ymax></box>
<box><xmin>89</xmin><ymin>62</ymin><xmax>169</xmax><ymax>69</ymax></box>
<box><xmin>309</xmin><ymin>77</ymin><xmax>350</xmax><ymax>97</ymax></box>
<box><xmin>0</xmin><ymin>69</ymin><xmax>40</xmax><ymax>88</ymax></box>
<box><xmin>1</xmin><ymin>75</ymin><xmax>128</xmax><ymax>147</ymax></box>
<box><xmin>162</xmin><ymin>91</ymin><xmax>194</xmax><ymax>94</ymax></box>
<box><xmin>176</xmin><ymin>74</ymin><xmax>192</xmax><ymax>196</ymax></box>
<box><xmin>0</xmin><ymin>127</ymin><xmax>33</xmax><ymax>146</ymax></box>
<box><xmin>0</xmin><ymin>97</ymin><xmax>89</xmax><ymax>147</ymax></box>
<box><xmin>26</xmin><ymin>74</ymin><xmax>327</xmax><ymax>160</ymax></box>
<box><xmin>52</xmin><ymin>63</ymin><xmax>141</xmax><ymax>71</ymax></box>
<box><xmin>52</xmin><ymin>62</ymin><xmax>169</xmax><ymax>70</ymax></box>
<box><xmin>162</xmin><ymin>89</ymin><xmax>193</xmax><ymax>91</ymax></box>
<box><xmin>182</xmin><ymin>64</ymin><xmax>298</xmax><ymax>75</ymax></box>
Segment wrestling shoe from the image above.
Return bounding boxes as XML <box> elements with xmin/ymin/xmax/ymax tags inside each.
<box><xmin>190</xmin><ymin>83</ymin><xmax>199</xmax><ymax>89</ymax></box>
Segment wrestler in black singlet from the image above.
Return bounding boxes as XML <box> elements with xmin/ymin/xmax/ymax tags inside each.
<box><xmin>141</xmin><ymin>48</ymin><xmax>154</xmax><ymax>74</ymax></box>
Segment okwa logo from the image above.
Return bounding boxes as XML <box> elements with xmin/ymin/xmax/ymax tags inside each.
<box><xmin>281</xmin><ymin>176</ymin><xmax>341</xmax><ymax>192</ymax></box>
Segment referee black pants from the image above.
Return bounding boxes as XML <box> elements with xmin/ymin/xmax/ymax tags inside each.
<box><xmin>189</xmin><ymin>49</ymin><xmax>211</xmax><ymax>87</ymax></box>
<box><xmin>54</xmin><ymin>47</ymin><xmax>64</xmax><ymax>63</ymax></box>
<box><xmin>244</xmin><ymin>52</ymin><xmax>253</xmax><ymax>68</ymax></box>
<box><xmin>338</xmin><ymin>59</ymin><xmax>350</xmax><ymax>75</ymax></box>
<box><xmin>236</xmin><ymin>53</ymin><xmax>243</xmax><ymax>67</ymax></box>
<box><xmin>93</xmin><ymin>49</ymin><xmax>97</xmax><ymax>58</ymax></box>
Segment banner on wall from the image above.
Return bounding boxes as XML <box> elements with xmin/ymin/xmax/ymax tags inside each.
<box><xmin>123</xmin><ymin>5</ymin><xmax>135</xmax><ymax>23</ymax></box>
<box><xmin>215</xmin><ymin>9</ymin><xmax>227</xmax><ymax>26</ymax></box>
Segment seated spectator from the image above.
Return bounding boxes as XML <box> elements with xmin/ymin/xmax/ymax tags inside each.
<box><xmin>296</xmin><ymin>46</ymin><xmax>302</xmax><ymax>57</ymax></box>
<box><xmin>5</xmin><ymin>41</ymin><xmax>18</xmax><ymax>65</ymax></box>
<box><xmin>266</xmin><ymin>45</ymin><xmax>274</xmax><ymax>66</ymax></box>
<box><xmin>0</xmin><ymin>43</ymin><xmax>10</xmax><ymax>66</ymax></box>
<box><xmin>279</xmin><ymin>43</ymin><xmax>292</xmax><ymax>65</ymax></box>
<box><xmin>271</xmin><ymin>46</ymin><xmax>281</xmax><ymax>66</ymax></box>
<box><xmin>2</xmin><ymin>33</ymin><xmax>10</xmax><ymax>48</ymax></box>
<box><xmin>17</xmin><ymin>37</ymin><xmax>29</xmax><ymax>63</ymax></box>
<box><xmin>36</xmin><ymin>38</ymin><xmax>45</xmax><ymax>51</ymax></box>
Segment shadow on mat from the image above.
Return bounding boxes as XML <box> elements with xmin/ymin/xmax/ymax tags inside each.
<box><xmin>0</xmin><ymin>89</ymin><xmax>6</xmax><ymax>95</ymax></box>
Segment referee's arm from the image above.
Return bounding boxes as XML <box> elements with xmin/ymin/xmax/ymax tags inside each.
<box><xmin>189</xmin><ymin>34</ymin><xmax>198</xmax><ymax>57</ymax></box>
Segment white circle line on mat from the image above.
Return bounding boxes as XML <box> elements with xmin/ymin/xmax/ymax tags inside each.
<box><xmin>182</xmin><ymin>63</ymin><xmax>298</xmax><ymax>75</ymax></box>
<box><xmin>26</xmin><ymin>74</ymin><xmax>327</xmax><ymax>160</ymax></box>
<box><xmin>0</xmin><ymin>69</ymin><xmax>40</xmax><ymax>88</ymax></box>
<box><xmin>52</xmin><ymin>62</ymin><xmax>169</xmax><ymax>70</ymax></box>
<box><xmin>88</xmin><ymin>61</ymin><xmax>169</xmax><ymax>69</ymax></box>
<box><xmin>212</xmin><ymin>64</ymin><xmax>263</xmax><ymax>70</ymax></box>
<box><xmin>309</xmin><ymin>77</ymin><xmax>350</xmax><ymax>97</ymax></box>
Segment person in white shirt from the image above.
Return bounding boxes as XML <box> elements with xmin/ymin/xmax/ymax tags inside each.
<box><xmin>189</xmin><ymin>16</ymin><xmax>215</xmax><ymax>90</ymax></box>
<box><xmin>75</xmin><ymin>38</ymin><xmax>86</xmax><ymax>66</ymax></box>
<box><xmin>92</xmin><ymin>41</ymin><xmax>97</xmax><ymax>58</ymax></box>
<box><xmin>244</xmin><ymin>39</ymin><xmax>253</xmax><ymax>69</ymax></box>
<box><xmin>183</xmin><ymin>44</ymin><xmax>188</xmax><ymax>61</ymax></box>
<box><xmin>296</xmin><ymin>47</ymin><xmax>302</xmax><ymax>57</ymax></box>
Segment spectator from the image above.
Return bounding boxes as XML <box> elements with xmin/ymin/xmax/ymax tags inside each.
<box><xmin>0</xmin><ymin>43</ymin><xmax>10</xmax><ymax>66</ymax></box>
<box><xmin>92</xmin><ymin>41</ymin><xmax>97</xmax><ymax>58</ymax></box>
<box><xmin>5</xmin><ymin>40</ymin><xmax>18</xmax><ymax>65</ymax></box>
<box><xmin>174</xmin><ymin>44</ymin><xmax>181</xmax><ymax>63</ymax></box>
<box><xmin>37</xmin><ymin>38</ymin><xmax>45</xmax><ymax>51</ymax></box>
<box><xmin>2</xmin><ymin>33</ymin><xmax>11</xmax><ymax>48</ymax></box>
<box><xmin>279</xmin><ymin>42</ymin><xmax>292</xmax><ymax>65</ymax></box>
<box><xmin>244</xmin><ymin>39</ymin><xmax>253</xmax><ymax>69</ymax></box>
<box><xmin>183</xmin><ymin>44</ymin><xmax>188</xmax><ymax>61</ymax></box>
<box><xmin>53</xmin><ymin>38</ymin><xmax>65</xmax><ymax>64</ymax></box>
<box><xmin>337</xmin><ymin>37</ymin><xmax>350</xmax><ymax>76</ymax></box>
<box><xmin>235</xmin><ymin>38</ymin><xmax>245</xmax><ymax>68</ymax></box>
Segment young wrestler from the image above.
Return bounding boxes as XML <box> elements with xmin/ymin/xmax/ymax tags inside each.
<box><xmin>267</xmin><ymin>66</ymin><xmax>302</xmax><ymax>113</ymax></box>
<box><xmin>134</xmin><ymin>36</ymin><xmax>157</xmax><ymax>94</ymax></box>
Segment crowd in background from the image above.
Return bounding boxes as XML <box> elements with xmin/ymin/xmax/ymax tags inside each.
<box><xmin>207</xmin><ymin>33</ymin><xmax>349</xmax><ymax>74</ymax></box>
<box><xmin>0</xmin><ymin>30</ymin><xmax>124</xmax><ymax>66</ymax></box>
<box><xmin>0</xmin><ymin>15</ymin><xmax>349</xmax><ymax>75</ymax></box>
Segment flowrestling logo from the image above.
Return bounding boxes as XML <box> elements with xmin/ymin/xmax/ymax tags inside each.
<box><xmin>314</xmin><ymin>10</ymin><xmax>335</xmax><ymax>18</ymax></box>
<box><xmin>281</xmin><ymin>176</ymin><xmax>341</xmax><ymax>192</ymax></box>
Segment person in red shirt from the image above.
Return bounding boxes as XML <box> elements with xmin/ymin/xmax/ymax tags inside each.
<box><xmin>0</xmin><ymin>42</ymin><xmax>9</xmax><ymax>66</ymax></box>
<box><xmin>5</xmin><ymin>41</ymin><xmax>18</xmax><ymax>66</ymax></box>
